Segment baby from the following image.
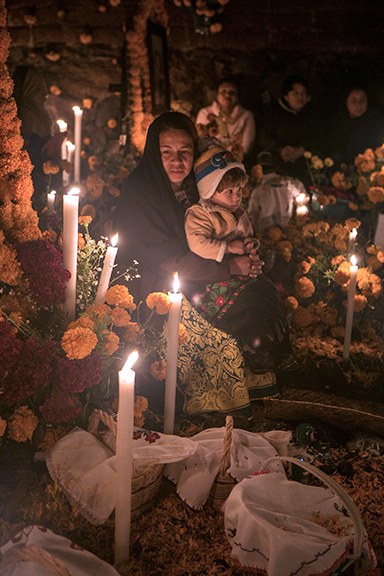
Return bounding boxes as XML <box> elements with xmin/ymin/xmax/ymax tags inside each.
<box><xmin>185</xmin><ymin>146</ymin><xmax>259</xmax><ymax>262</ymax></box>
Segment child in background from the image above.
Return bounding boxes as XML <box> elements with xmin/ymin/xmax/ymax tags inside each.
<box><xmin>185</xmin><ymin>145</ymin><xmax>259</xmax><ymax>262</ymax></box>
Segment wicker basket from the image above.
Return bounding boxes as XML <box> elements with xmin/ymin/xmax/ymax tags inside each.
<box><xmin>87</xmin><ymin>409</ymin><xmax>164</xmax><ymax>520</ymax></box>
<box><xmin>207</xmin><ymin>415</ymin><xmax>237</xmax><ymax>509</ymax></box>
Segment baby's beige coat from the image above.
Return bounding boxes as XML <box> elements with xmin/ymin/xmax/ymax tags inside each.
<box><xmin>185</xmin><ymin>199</ymin><xmax>254</xmax><ymax>262</ymax></box>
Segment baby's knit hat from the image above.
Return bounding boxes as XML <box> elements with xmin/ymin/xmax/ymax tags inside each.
<box><xmin>194</xmin><ymin>144</ymin><xmax>246</xmax><ymax>199</ymax></box>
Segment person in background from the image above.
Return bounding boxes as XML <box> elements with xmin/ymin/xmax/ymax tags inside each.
<box><xmin>257</xmin><ymin>74</ymin><xmax>324</xmax><ymax>186</ymax></box>
<box><xmin>195</xmin><ymin>78</ymin><xmax>256</xmax><ymax>163</ymax></box>
<box><xmin>327</xmin><ymin>85</ymin><xmax>384</xmax><ymax>165</ymax></box>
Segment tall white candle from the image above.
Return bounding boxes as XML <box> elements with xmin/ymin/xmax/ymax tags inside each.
<box><xmin>47</xmin><ymin>190</ymin><xmax>56</xmax><ymax>215</ymax></box>
<box><xmin>115</xmin><ymin>350</ymin><xmax>139</xmax><ymax>569</ymax></box>
<box><xmin>73</xmin><ymin>106</ymin><xmax>83</xmax><ymax>184</ymax></box>
<box><xmin>63</xmin><ymin>141</ymin><xmax>75</xmax><ymax>186</ymax></box>
<box><xmin>343</xmin><ymin>255</ymin><xmax>358</xmax><ymax>360</ymax></box>
<box><xmin>164</xmin><ymin>273</ymin><xmax>182</xmax><ymax>435</ymax></box>
<box><xmin>95</xmin><ymin>234</ymin><xmax>118</xmax><ymax>303</ymax></box>
<box><xmin>63</xmin><ymin>188</ymin><xmax>80</xmax><ymax>322</ymax></box>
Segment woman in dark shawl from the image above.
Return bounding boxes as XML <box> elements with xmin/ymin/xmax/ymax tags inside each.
<box><xmin>113</xmin><ymin>112</ymin><xmax>295</xmax><ymax>386</ymax></box>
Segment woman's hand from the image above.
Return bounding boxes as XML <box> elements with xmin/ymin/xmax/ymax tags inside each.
<box><xmin>229</xmin><ymin>254</ymin><xmax>264</xmax><ymax>277</ymax></box>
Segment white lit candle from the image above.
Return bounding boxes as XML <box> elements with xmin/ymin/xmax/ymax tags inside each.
<box><xmin>115</xmin><ymin>350</ymin><xmax>139</xmax><ymax>569</ymax></box>
<box><xmin>47</xmin><ymin>190</ymin><xmax>56</xmax><ymax>215</ymax></box>
<box><xmin>164</xmin><ymin>273</ymin><xmax>182</xmax><ymax>435</ymax></box>
<box><xmin>63</xmin><ymin>187</ymin><xmax>80</xmax><ymax>322</ymax></box>
<box><xmin>343</xmin><ymin>255</ymin><xmax>358</xmax><ymax>360</ymax></box>
<box><xmin>95</xmin><ymin>234</ymin><xmax>118</xmax><ymax>304</ymax></box>
<box><xmin>63</xmin><ymin>141</ymin><xmax>75</xmax><ymax>186</ymax></box>
<box><xmin>73</xmin><ymin>106</ymin><xmax>83</xmax><ymax>184</ymax></box>
<box><xmin>296</xmin><ymin>205</ymin><xmax>308</xmax><ymax>217</ymax></box>
<box><xmin>348</xmin><ymin>228</ymin><xmax>357</xmax><ymax>253</ymax></box>
<box><xmin>57</xmin><ymin>119</ymin><xmax>68</xmax><ymax>158</ymax></box>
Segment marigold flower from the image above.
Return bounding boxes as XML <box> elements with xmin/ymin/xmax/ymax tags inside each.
<box><xmin>267</xmin><ymin>226</ymin><xmax>282</xmax><ymax>241</ymax></box>
<box><xmin>348</xmin><ymin>203</ymin><xmax>359</xmax><ymax>211</ymax></box>
<box><xmin>146</xmin><ymin>292</ymin><xmax>171</xmax><ymax>314</ymax></box>
<box><xmin>344</xmin><ymin>218</ymin><xmax>361</xmax><ymax>232</ymax></box>
<box><xmin>80</xmin><ymin>204</ymin><xmax>97</xmax><ymax>220</ymax></box>
<box><xmin>110</xmin><ymin>306</ymin><xmax>131</xmax><ymax>327</ymax></box>
<box><xmin>292</xmin><ymin>306</ymin><xmax>313</xmax><ymax>327</ymax></box>
<box><xmin>0</xmin><ymin>417</ymin><xmax>6</xmax><ymax>437</ymax></box>
<box><xmin>367</xmin><ymin>255</ymin><xmax>382</xmax><ymax>271</ymax></box>
<box><xmin>368</xmin><ymin>186</ymin><xmax>384</xmax><ymax>204</ymax></box>
<box><xmin>67</xmin><ymin>316</ymin><xmax>95</xmax><ymax>331</ymax></box>
<box><xmin>303</xmin><ymin>151</ymin><xmax>312</xmax><ymax>159</ymax></box>
<box><xmin>43</xmin><ymin>161</ymin><xmax>60</xmax><ymax>175</ymax></box>
<box><xmin>61</xmin><ymin>327</ymin><xmax>98</xmax><ymax>359</ymax></box>
<box><xmin>354</xmin><ymin>148</ymin><xmax>375</xmax><ymax>172</ymax></box>
<box><xmin>317</xmin><ymin>194</ymin><xmax>330</xmax><ymax>206</ymax></box>
<box><xmin>324</xmin><ymin>157</ymin><xmax>334</xmax><ymax>167</ymax></box>
<box><xmin>41</xmin><ymin>229</ymin><xmax>57</xmax><ymax>243</ymax></box>
<box><xmin>105</xmin><ymin>285</ymin><xmax>136</xmax><ymax>309</ymax></box>
<box><xmin>134</xmin><ymin>395</ymin><xmax>148</xmax><ymax>417</ymax></box>
<box><xmin>179</xmin><ymin>323</ymin><xmax>187</xmax><ymax>345</ymax></box>
<box><xmin>334</xmin><ymin>261</ymin><xmax>352</xmax><ymax>286</ymax></box>
<box><xmin>85</xmin><ymin>303</ymin><xmax>112</xmax><ymax>319</ymax></box>
<box><xmin>284</xmin><ymin>296</ymin><xmax>298</xmax><ymax>312</ymax></box>
<box><xmin>122</xmin><ymin>322</ymin><xmax>140</xmax><ymax>342</ymax></box>
<box><xmin>295</xmin><ymin>276</ymin><xmax>315</xmax><ymax>298</ymax></box>
<box><xmin>8</xmin><ymin>406</ymin><xmax>38</xmax><ymax>442</ymax></box>
<box><xmin>78</xmin><ymin>215</ymin><xmax>93</xmax><ymax>226</ymax></box>
<box><xmin>150</xmin><ymin>359</ymin><xmax>166</xmax><ymax>380</ymax></box>
<box><xmin>356</xmin><ymin>178</ymin><xmax>368</xmax><ymax>196</ymax></box>
<box><xmin>298</xmin><ymin>260</ymin><xmax>312</xmax><ymax>274</ymax></box>
<box><xmin>331</xmin><ymin>255</ymin><xmax>345</xmax><ymax>267</ymax></box>
<box><xmin>102</xmin><ymin>330</ymin><xmax>120</xmax><ymax>355</ymax></box>
<box><xmin>276</xmin><ymin>240</ymin><xmax>293</xmax><ymax>262</ymax></box>
<box><xmin>353</xmin><ymin>294</ymin><xmax>368</xmax><ymax>312</ymax></box>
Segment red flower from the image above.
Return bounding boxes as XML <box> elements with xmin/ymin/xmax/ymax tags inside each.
<box><xmin>215</xmin><ymin>296</ymin><xmax>226</xmax><ymax>306</ymax></box>
<box><xmin>58</xmin><ymin>353</ymin><xmax>103</xmax><ymax>394</ymax></box>
<box><xmin>219</xmin><ymin>281</ymin><xmax>230</xmax><ymax>287</ymax></box>
<box><xmin>39</xmin><ymin>387</ymin><xmax>82</xmax><ymax>423</ymax></box>
<box><xmin>228</xmin><ymin>300</ymin><xmax>234</xmax><ymax>305</ymax></box>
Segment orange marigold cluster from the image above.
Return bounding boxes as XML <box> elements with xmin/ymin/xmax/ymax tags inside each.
<box><xmin>150</xmin><ymin>360</ymin><xmax>167</xmax><ymax>381</ymax></box>
<box><xmin>146</xmin><ymin>292</ymin><xmax>171</xmax><ymax>314</ymax></box>
<box><xmin>61</xmin><ymin>326</ymin><xmax>98</xmax><ymax>359</ymax></box>
<box><xmin>8</xmin><ymin>406</ymin><xmax>38</xmax><ymax>442</ymax></box>
<box><xmin>105</xmin><ymin>285</ymin><xmax>136</xmax><ymax>309</ymax></box>
<box><xmin>295</xmin><ymin>276</ymin><xmax>315</xmax><ymax>299</ymax></box>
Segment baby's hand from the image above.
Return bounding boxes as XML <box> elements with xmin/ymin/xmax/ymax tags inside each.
<box><xmin>243</xmin><ymin>237</ymin><xmax>260</xmax><ymax>253</ymax></box>
<box><xmin>227</xmin><ymin>240</ymin><xmax>245</xmax><ymax>255</ymax></box>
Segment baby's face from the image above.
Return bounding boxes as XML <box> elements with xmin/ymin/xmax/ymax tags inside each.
<box><xmin>211</xmin><ymin>186</ymin><xmax>242</xmax><ymax>212</ymax></box>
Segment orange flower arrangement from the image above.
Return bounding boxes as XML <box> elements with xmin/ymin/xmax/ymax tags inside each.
<box><xmin>8</xmin><ymin>406</ymin><xmax>39</xmax><ymax>442</ymax></box>
<box><xmin>146</xmin><ymin>292</ymin><xmax>172</xmax><ymax>314</ymax></box>
<box><xmin>61</xmin><ymin>326</ymin><xmax>99</xmax><ymax>360</ymax></box>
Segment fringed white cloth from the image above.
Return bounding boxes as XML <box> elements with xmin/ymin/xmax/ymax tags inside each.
<box><xmin>45</xmin><ymin>427</ymin><xmax>197</xmax><ymax>524</ymax></box>
<box><xmin>164</xmin><ymin>427</ymin><xmax>283</xmax><ymax>510</ymax></box>
<box><xmin>0</xmin><ymin>525</ymin><xmax>120</xmax><ymax>576</ymax></box>
<box><xmin>222</xmin><ymin>472</ymin><xmax>377</xmax><ymax>576</ymax></box>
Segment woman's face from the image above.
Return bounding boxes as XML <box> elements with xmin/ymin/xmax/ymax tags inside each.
<box><xmin>216</xmin><ymin>82</ymin><xmax>239</xmax><ymax>113</ymax></box>
<box><xmin>284</xmin><ymin>83</ymin><xmax>308</xmax><ymax>112</ymax></box>
<box><xmin>159</xmin><ymin>128</ymin><xmax>194</xmax><ymax>192</ymax></box>
<box><xmin>346</xmin><ymin>89</ymin><xmax>368</xmax><ymax>118</ymax></box>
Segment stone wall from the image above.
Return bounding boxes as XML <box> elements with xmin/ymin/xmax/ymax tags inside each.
<box><xmin>5</xmin><ymin>0</ymin><xmax>384</xmax><ymax>138</ymax></box>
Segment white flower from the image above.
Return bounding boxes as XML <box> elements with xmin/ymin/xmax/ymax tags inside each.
<box><xmin>324</xmin><ymin>157</ymin><xmax>334</xmax><ymax>167</ymax></box>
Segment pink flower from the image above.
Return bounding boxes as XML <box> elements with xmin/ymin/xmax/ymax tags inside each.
<box><xmin>39</xmin><ymin>387</ymin><xmax>82</xmax><ymax>423</ymax></box>
<box><xmin>215</xmin><ymin>296</ymin><xmax>226</xmax><ymax>306</ymax></box>
<box><xmin>219</xmin><ymin>281</ymin><xmax>230</xmax><ymax>287</ymax></box>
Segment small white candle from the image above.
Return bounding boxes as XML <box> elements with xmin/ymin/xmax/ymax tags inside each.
<box><xmin>73</xmin><ymin>106</ymin><xmax>83</xmax><ymax>184</ymax></box>
<box><xmin>343</xmin><ymin>255</ymin><xmax>358</xmax><ymax>360</ymax></box>
<box><xmin>63</xmin><ymin>187</ymin><xmax>80</xmax><ymax>322</ymax></box>
<box><xmin>115</xmin><ymin>350</ymin><xmax>139</xmax><ymax>569</ymax></box>
<box><xmin>348</xmin><ymin>228</ymin><xmax>357</xmax><ymax>253</ymax></box>
<box><xmin>63</xmin><ymin>141</ymin><xmax>75</xmax><ymax>186</ymax></box>
<box><xmin>164</xmin><ymin>272</ymin><xmax>182</xmax><ymax>435</ymax></box>
<box><xmin>296</xmin><ymin>205</ymin><xmax>308</xmax><ymax>216</ymax></box>
<box><xmin>47</xmin><ymin>190</ymin><xmax>56</xmax><ymax>215</ymax></box>
<box><xmin>95</xmin><ymin>234</ymin><xmax>118</xmax><ymax>303</ymax></box>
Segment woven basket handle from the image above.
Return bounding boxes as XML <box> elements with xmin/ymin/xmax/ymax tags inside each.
<box><xmin>87</xmin><ymin>408</ymin><xmax>117</xmax><ymax>437</ymax></box>
<box><xmin>261</xmin><ymin>455</ymin><xmax>364</xmax><ymax>572</ymax></box>
<box><xmin>0</xmin><ymin>545</ymin><xmax>74</xmax><ymax>576</ymax></box>
<box><xmin>218</xmin><ymin>415</ymin><xmax>233</xmax><ymax>476</ymax></box>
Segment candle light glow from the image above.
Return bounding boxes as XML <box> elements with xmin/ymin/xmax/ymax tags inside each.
<box><xmin>47</xmin><ymin>190</ymin><xmax>56</xmax><ymax>215</ymax></box>
<box><xmin>115</xmin><ymin>350</ymin><xmax>139</xmax><ymax>569</ymax></box>
<box><xmin>164</xmin><ymin>273</ymin><xmax>182</xmax><ymax>435</ymax></box>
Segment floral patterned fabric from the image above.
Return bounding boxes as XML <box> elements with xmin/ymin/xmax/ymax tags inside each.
<box><xmin>194</xmin><ymin>276</ymin><xmax>253</xmax><ymax>324</ymax></box>
<box><xmin>177</xmin><ymin>298</ymin><xmax>278</xmax><ymax>417</ymax></box>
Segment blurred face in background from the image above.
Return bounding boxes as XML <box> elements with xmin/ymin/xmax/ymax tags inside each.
<box><xmin>216</xmin><ymin>82</ymin><xmax>239</xmax><ymax>114</ymax></box>
<box><xmin>284</xmin><ymin>83</ymin><xmax>308</xmax><ymax>112</ymax></box>
<box><xmin>346</xmin><ymin>89</ymin><xmax>368</xmax><ymax>118</ymax></box>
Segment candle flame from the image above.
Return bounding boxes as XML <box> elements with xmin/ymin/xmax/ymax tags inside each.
<box><xmin>73</xmin><ymin>105</ymin><xmax>83</xmax><ymax>115</ymax></box>
<box><xmin>68</xmin><ymin>187</ymin><xmax>80</xmax><ymax>196</ymax></box>
<box><xmin>66</xmin><ymin>141</ymin><xmax>75</xmax><ymax>151</ymax></box>
<box><xmin>173</xmin><ymin>272</ymin><xmax>180</xmax><ymax>293</ymax></box>
<box><xmin>111</xmin><ymin>233</ymin><xmax>118</xmax><ymax>247</ymax></box>
<box><xmin>57</xmin><ymin>119</ymin><xmax>67</xmax><ymax>132</ymax></box>
<box><xmin>350</xmin><ymin>228</ymin><xmax>357</xmax><ymax>239</ymax></box>
<box><xmin>49</xmin><ymin>190</ymin><xmax>56</xmax><ymax>196</ymax></box>
<box><xmin>125</xmin><ymin>350</ymin><xmax>139</xmax><ymax>371</ymax></box>
<box><xmin>296</xmin><ymin>192</ymin><xmax>307</xmax><ymax>204</ymax></box>
<box><xmin>350</xmin><ymin>255</ymin><xmax>357</xmax><ymax>266</ymax></box>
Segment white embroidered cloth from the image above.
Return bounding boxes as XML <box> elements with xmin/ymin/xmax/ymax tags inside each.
<box><xmin>0</xmin><ymin>525</ymin><xmax>120</xmax><ymax>576</ymax></box>
<box><xmin>164</xmin><ymin>427</ymin><xmax>283</xmax><ymax>510</ymax></box>
<box><xmin>45</xmin><ymin>427</ymin><xmax>197</xmax><ymax>525</ymax></box>
<box><xmin>223</xmin><ymin>472</ymin><xmax>377</xmax><ymax>576</ymax></box>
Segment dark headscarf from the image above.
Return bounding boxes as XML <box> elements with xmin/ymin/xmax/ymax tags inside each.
<box><xmin>12</xmin><ymin>65</ymin><xmax>51</xmax><ymax>139</ymax></box>
<box><xmin>113</xmin><ymin>112</ymin><xmax>199</xmax><ymax>271</ymax></box>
